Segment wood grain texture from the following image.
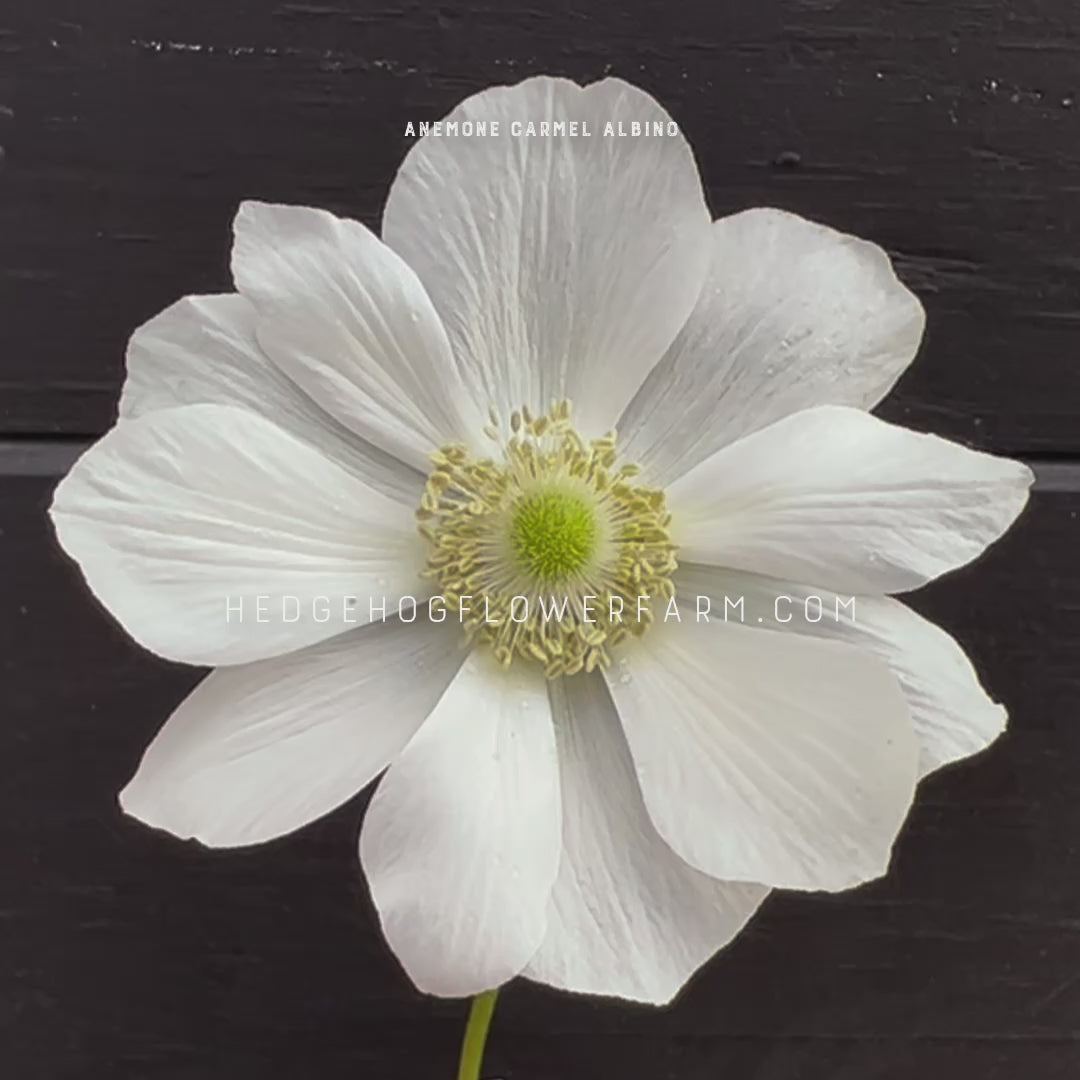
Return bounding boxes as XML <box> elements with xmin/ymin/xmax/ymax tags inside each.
<box><xmin>4</xmin><ymin>475</ymin><xmax>1079</xmax><ymax>1079</ymax></box>
<box><xmin>2</xmin><ymin>1</ymin><xmax>1080</xmax><ymax>446</ymax></box>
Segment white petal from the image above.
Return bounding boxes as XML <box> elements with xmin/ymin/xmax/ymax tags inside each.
<box><xmin>668</xmin><ymin>405</ymin><xmax>1033</xmax><ymax>595</ymax></box>
<box><xmin>232</xmin><ymin>201</ymin><xmax>487</xmax><ymax>472</ymax></box>
<box><xmin>676</xmin><ymin>564</ymin><xmax>1007</xmax><ymax>778</ymax></box>
<box><xmin>523</xmin><ymin>672</ymin><xmax>769</xmax><ymax>1004</ymax></box>
<box><xmin>360</xmin><ymin>651</ymin><xmax>561</xmax><ymax>997</ymax></box>
<box><xmin>50</xmin><ymin>404</ymin><xmax>426</xmax><ymax>666</ymax></box>
<box><xmin>620</xmin><ymin>208</ymin><xmax>926</xmax><ymax>485</ymax></box>
<box><xmin>120</xmin><ymin>293</ymin><xmax>424</xmax><ymax>504</ymax></box>
<box><xmin>120</xmin><ymin>616</ymin><xmax>467</xmax><ymax>846</ymax></box>
<box><xmin>606</xmin><ymin>617</ymin><xmax>919</xmax><ymax>892</ymax></box>
<box><xmin>382</xmin><ymin>76</ymin><xmax>711</xmax><ymax>438</ymax></box>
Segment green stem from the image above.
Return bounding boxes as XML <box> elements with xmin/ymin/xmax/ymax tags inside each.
<box><xmin>456</xmin><ymin>989</ymin><xmax>500</xmax><ymax>1080</ymax></box>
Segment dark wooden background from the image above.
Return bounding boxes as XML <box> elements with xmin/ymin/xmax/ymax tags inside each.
<box><xmin>3</xmin><ymin>2</ymin><xmax>1079</xmax><ymax>1077</ymax></box>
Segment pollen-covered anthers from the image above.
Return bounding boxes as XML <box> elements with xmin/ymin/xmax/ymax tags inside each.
<box><xmin>415</xmin><ymin>400</ymin><xmax>678</xmax><ymax>677</ymax></box>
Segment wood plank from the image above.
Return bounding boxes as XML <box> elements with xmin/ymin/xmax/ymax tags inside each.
<box><xmin>4</xmin><ymin>472</ymin><xmax>1078</xmax><ymax>1077</ymax></box>
<box><xmin>3</xmin><ymin>2</ymin><xmax>1080</xmax><ymax>447</ymax></box>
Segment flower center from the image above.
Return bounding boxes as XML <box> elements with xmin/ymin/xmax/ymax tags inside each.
<box><xmin>416</xmin><ymin>400</ymin><xmax>677</xmax><ymax>677</ymax></box>
<box><xmin>510</xmin><ymin>489</ymin><xmax>598</xmax><ymax>580</ymax></box>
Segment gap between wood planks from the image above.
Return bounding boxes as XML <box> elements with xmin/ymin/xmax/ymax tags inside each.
<box><xmin>1</xmin><ymin>440</ymin><xmax>1078</xmax><ymax>490</ymax></box>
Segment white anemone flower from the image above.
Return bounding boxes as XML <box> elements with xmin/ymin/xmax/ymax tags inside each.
<box><xmin>51</xmin><ymin>76</ymin><xmax>1032</xmax><ymax>1007</ymax></box>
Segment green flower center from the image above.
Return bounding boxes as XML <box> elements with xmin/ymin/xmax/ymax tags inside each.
<box><xmin>510</xmin><ymin>489</ymin><xmax>598</xmax><ymax>580</ymax></box>
<box><xmin>415</xmin><ymin>400</ymin><xmax>678</xmax><ymax>677</ymax></box>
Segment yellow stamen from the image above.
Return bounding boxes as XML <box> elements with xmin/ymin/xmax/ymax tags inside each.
<box><xmin>416</xmin><ymin>400</ymin><xmax>677</xmax><ymax>676</ymax></box>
